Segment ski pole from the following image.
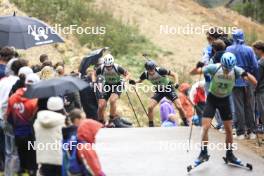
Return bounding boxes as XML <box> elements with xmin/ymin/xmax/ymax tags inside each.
<box><xmin>187</xmin><ymin>122</ymin><xmax>193</xmax><ymax>153</ymax></box>
<box><xmin>125</xmin><ymin>90</ymin><xmax>141</xmax><ymax>127</ymax></box>
<box><xmin>132</xmin><ymin>86</ymin><xmax>149</xmax><ymax>119</ymax></box>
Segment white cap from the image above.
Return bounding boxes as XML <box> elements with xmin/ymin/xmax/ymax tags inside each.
<box><xmin>25</xmin><ymin>73</ymin><xmax>40</xmax><ymax>85</ymax></box>
<box><xmin>47</xmin><ymin>97</ymin><xmax>64</xmax><ymax>111</ymax></box>
<box><xmin>18</xmin><ymin>66</ymin><xmax>33</xmax><ymax>76</ymax></box>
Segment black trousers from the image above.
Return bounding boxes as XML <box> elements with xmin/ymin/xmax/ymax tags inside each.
<box><xmin>40</xmin><ymin>164</ymin><xmax>61</xmax><ymax>176</ymax></box>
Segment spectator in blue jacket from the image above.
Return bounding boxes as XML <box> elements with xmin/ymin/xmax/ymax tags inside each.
<box><xmin>226</xmin><ymin>29</ymin><xmax>258</xmax><ymax>140</ymax></box>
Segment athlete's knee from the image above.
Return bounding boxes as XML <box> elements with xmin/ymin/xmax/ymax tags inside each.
<box><xmin>148</xmin><ymin>106</ymin><xmax>154</xmax><ymax>113</ymax></box>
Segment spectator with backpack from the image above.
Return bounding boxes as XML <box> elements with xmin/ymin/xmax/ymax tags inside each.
<box><xmin>34</xmin><ymin>97</ymin><xmax>66</xmax><ymax>176</ymax></box>
<box><xmin>68</xmin><ymin>109</ymin><xmax>105</xmax><ymax>176</ymax></box>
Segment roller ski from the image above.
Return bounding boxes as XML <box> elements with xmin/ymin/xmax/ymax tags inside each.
<box><xmin>187</xmin><ymin>151</ymin><xmax>210</xmax><ymax>172</ymax></box>
<box><xmin>223</xmin><ymin>152</ymin><xmax>253</xmax><ymax>171</ymax></box>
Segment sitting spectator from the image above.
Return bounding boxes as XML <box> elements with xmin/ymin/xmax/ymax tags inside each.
<box><xmin>34</xmin><ymin>97</ymin><xmax>66</xmax><ymax>176</ymax></box>
<box><xmin>160</xmin><ymin>98</ymin><xmax>177</xmax><ymax>127</ymax></box>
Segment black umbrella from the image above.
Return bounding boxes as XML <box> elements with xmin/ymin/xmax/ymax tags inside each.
<box><xmin>0</xmin><ymin>12</ymin><xmax>64</xmax><ymax>49</ymax></box>
<box><xmin>24</xmin><ymin>76</ymin><xmax>89</xmax><ymax>99</ymax></box>
<box><xmin>79</xmin><ymin>47</ymin><xmax>109</xmax><ymax>77</ymax></box>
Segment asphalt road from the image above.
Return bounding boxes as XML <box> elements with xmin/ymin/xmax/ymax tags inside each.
<box><xmin>96</xmin><ymin>127</ymin><xmax>264</xmax><ymax>176</ymax></box>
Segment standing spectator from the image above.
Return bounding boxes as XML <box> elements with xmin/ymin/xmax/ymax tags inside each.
<box><xmin>0</xmin><ymin>58</ymin><xmax>28</xmax><ymax>176</ymax></box>
<box><xmin>39</xmin><ymin>54</ymin><xmax>49</xmax><ymax>64</ymax></box>
<box><xmin>0</xmin><ymin>47</ymin><xmax>17</xmax><ymax>171</ymax></box>
<box><xmin>70</xmin><ymin>109</ymin><xmax>105</xmax><ymax>176</ymax></box>
<box><xmin>226</xmin><ymin>29</ymin><xmax>258</xmax><ymax>139</ymax></box>
<box><xmin>253</xmin><ymin>40</ymin><xmax>264</xmax><ymax>132</ymax></box>
<box><xmin>34</xmin><ymin>97</ymin><xmax>66</xmax><ymax>176</ymax></box>
<box><xmin>9</xmin><ymin>66</ymin><xmax>33</xmax><ymax>96</ymax></box>
<box><xmin>178</xmin><ymin>83</ymin><xmax>195</xmax><ymax>124</ymax></box>
<box><xmin>0</xmin><ymin>47</ymin><xmax>16</xmax><ymax>79</ymax></box>
<box><xmin>6</xmin><ymin>73</ymin><xmax>40</xmax><ymax>176</ymax></box>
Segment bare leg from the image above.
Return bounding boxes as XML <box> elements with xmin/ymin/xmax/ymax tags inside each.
<box><xmin>147</xmin><ymin>99</ymin><xmax>158</xmax><ymax>126</ymax></box>
<box><xmin>98</xmin><ymin>99</ymin><xmax>107</xmax><ymax>122</ymax></box>
<box><xmin>173</xmin><ymin>98</ymin><xmax>187</xmax><ymax>124</ymax></box>
<box><xmin>201</xmin><ymin>118</ymin><xmax>213</xmax><ymax>148</ymax></box>
<box><xmin>109</xmin><ymin>93</ymin><xmax>119</xmax><ymax>118</ymax></box>
<box><xmin>223</xmin><ymin>120</ymin><xmax>233</xmax><ymax>150</ymax></box>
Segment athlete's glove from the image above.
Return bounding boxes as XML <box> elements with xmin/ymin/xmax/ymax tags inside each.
<box><xmin>241</xmin><ymin>72</ymin><xmax>248</xmax><ymax>78</ymax></box>
<box><xmin>129</xmin><ymin>80</ymin><xmax>136</xmax><ymax>85</ymax></box>
<box><xmin>196</xmin><ymin>61</ymin><xmax>205</xmax><ymax>68</ymax></box>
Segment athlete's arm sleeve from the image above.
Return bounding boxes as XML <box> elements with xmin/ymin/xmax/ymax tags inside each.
<box><xmin>202</xmin><ymin>64</ymin><xmax>218</xmax><ymax>75</ymax></box>
<box><xmin>139</xmin><ymin>72</ymin><xmax>147</xmax><ymax>80</ymax></box>
<box><xmin>158</xmin><ymin>68</ymin><xmax>170</xmax><ymax>76</ymax></box>
<box><xmin>95</xmin><ymin>67</ymin><xmax>101</xmax><ymax>76</ymax></box>
<box><xmin>117</xmin><ymin>66</ymin><xmax>126</xmax><ymax>75</ymax></box>
<box><xmin>234</xmin><ymin>66</ymin><xmax>245</xmax><ymax>79</ymax></box>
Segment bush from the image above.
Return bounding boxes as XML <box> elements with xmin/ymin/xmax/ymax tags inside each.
<box><xmin>11</xmin><ymin>0</ymin><xmax>160</xmax><ymax>74</ymax></box>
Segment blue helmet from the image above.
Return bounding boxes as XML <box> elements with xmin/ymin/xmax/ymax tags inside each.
<box><xmin>221</xmin><ymin>52</ymin><xmax>237</xmax><ymax>70</ymax></box>
<box><xmin>145</xmin><ymin>60</ymin><xmax>156</xmax><ymax>70</ymax></box>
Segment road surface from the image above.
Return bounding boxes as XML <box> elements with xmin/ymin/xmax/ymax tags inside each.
<box><xmin>96</xmin><ymin>127</ymin><xmax>264</xmax><ymax>176</ymax></box>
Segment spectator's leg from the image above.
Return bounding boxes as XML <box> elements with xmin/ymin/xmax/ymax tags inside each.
<box><xmin>0</xmin><ymin>120</ymin><xmax>5</xmax><ymax>171</ymax></box>
<box><xmin>233</xmin><ymin>87</ymin><xmax>246</xmax><ymax>136</ymax></box>
<box><xmin>244</xmin><ymin>84</ymin><xmax>256</xmax><ymax>134</ymax></box>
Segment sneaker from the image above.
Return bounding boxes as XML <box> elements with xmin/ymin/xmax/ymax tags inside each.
<box><xmin>233</xmin><ymin>134</ymin><xmax>245</xmax><ymax>140</ymax></box>
<box><xmin>195</xmin><ymin>150</ymin><xmax>210</xmax><ymax>165</ymax></box>
<box><xmin>120</xmin><ymin>118</ymin><xmax>133</xmax><ymax>126</ymax></box>
<box><xmin>248</xmin><ymin>133</ymin><xmax>256</xmax><ymax>140</ymax></box>
<box><xmin>226</xmin><ymin>151</ymin><xmax>241</xmax><ymax>165</ymax></box>
<box><xmin>219</xmin><ymin>128</ymin><xmax>225</xmax><ymax>134</ymax></box>
<box><xmin>110</xmin><ymin>116</ymin><xmax>133</xmax><ymax>126</ymax></box>
<box><xmin>111</xmin><ymin>118</ymin><xmax>132</xmax><ymax>128</ymax></box>
<box><xmin>149</xmin><ymin>121</ymin><xmax>154</xmax><ymax>127</ymax></box>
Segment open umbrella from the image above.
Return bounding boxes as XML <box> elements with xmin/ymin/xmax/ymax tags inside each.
<box><xmin>24</xmin><ymin>76</ymin><xmax>89</xmax><ymax>99</ymax></box>
<box><xmin>0</xmin><ymin>12</ymin><xmax>64</xmax><ymax>49</ymax></box>
<box><xmin>79</xmin><ymin>47</ymin><xmax>109</xmax><ymax>77</ymax></box>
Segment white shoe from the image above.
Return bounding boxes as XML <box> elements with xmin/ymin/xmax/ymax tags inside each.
<box><xmin>219</xmin><ymin>128</ymin><xmax>225</xmax><ymax>134</ymax></box>
<box><xmin>248</xmin><ymin>133</ymin><xmax>256</xmax><ymax>140</ymax></box>
<box><xmin>234</xmin><ymin>134</ymin><xmax>245</xmax><ymax>140</ymax></box>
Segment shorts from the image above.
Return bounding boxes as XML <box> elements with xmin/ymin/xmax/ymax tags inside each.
<box><xmin>96</xmin><ymin>82</ymin><xmax>124</xmax><ymax>101</ymax></box>
<box><xmin>152</xmin><ymin>85</ymin><xmax>178</xmax><ymax>102</ymax></box>
<box><xmin>203</xmin><ymin>93</ymin><xmax>232</xmax><ymax>121</ymax></box>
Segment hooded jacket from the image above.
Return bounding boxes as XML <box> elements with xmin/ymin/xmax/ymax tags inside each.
<box><xmin>34</xmin><ymin>110</ymin><xmax>66</xmax><ymax>165</ymax></box>
<box><xmin>7</xmin><ymin>88</ymin><xmax>37</xmax><ymax>136</ymax></box>
<box><xmin>178</xmin><ymin>84</ymin><xmax>194</xmax><ymax>119</ymax></box>
<box><xmin>160</xmin><ymin>98</ymin><xmax>176</xmax><ymax>123</ymax></box>
<box><xmin>77</xmin><ymin>119</ymin><xmax>104</xmax><ymax>176</ymax></box>
<box><xmin>226</xmin><ymin>30</ymin><xmax>258</xmax><ymax>87</ymax></box>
